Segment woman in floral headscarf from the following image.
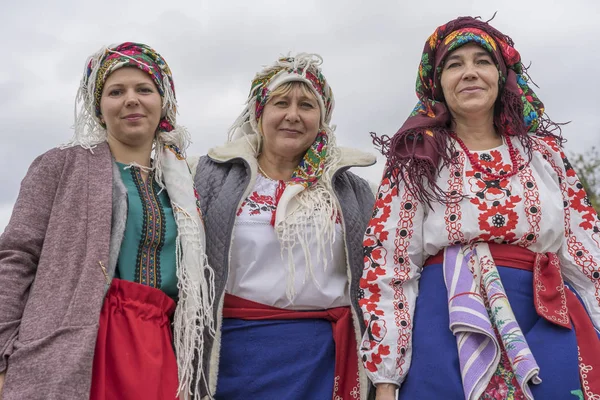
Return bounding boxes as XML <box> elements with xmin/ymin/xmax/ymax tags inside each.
<box><xmin>360</xmin><ymin>16</ymin><xmax>600</xmax><ymax>400</ymax></box>
<box><xmin>0</xmin><ymin>42</ymin><xmax>214</xmax><ymax>400</ymax></box>
<box><xmin>191</xmin><ymin>53</ymin><xmax>376</xmax><ymax>399</ymax></box>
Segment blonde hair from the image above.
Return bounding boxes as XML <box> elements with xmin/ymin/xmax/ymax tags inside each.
<box><xmin>269</xmin><ymin>81</ymin><xmax>316</xmax><ymax>100</ymax></box>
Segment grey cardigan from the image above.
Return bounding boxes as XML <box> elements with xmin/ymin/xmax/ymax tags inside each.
<box><xmin>192</xmin><ymin>136</ymin><xmax>376</xmax><ymax>400</ymax></box>
<box><xmin>0</xmin><ymin>143</ymin><xmax>126</xmax><ymax>399</ymax></box>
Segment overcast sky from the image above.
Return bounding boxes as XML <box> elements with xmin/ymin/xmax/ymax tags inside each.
<box><xmin>1</xmin><ymin>0</ymin><xmax>599</xmax><ymax>232</ymax></box>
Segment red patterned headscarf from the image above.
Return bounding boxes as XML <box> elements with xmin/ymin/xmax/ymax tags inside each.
<box><xmin>68</xmin><ymin>42</ymin><xmax>184</xmax><ymax>150</ymax></box>
<box><xmin>88</xmin><ymin>42</ymin><xmax>176</xmax><ymax>133</ymax></box>
<box><xmin>376</xmin><ymin>16</ymin><xmax>563</xmax><ymax>206</ymax></box>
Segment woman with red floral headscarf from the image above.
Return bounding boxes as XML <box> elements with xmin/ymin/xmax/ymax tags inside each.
<box><xmin>360</xmin><ymin>17</ymin><xmax>600</xmax><ymax>400</ymax></box>
<box><xmin>0</xmin><ymin>43</ymin><xmax>213</xmax><ymax>400</ymax></box>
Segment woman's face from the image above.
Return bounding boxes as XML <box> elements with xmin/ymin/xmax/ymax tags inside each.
<box><xmin>100</xmin><ymin>67</ymin><xmax>162</xmax><ymax>150</ymax></box>
<box><xmin>260</xmin><ymin>84</ymin><xmax>321</xmax><ymax>162</ymax></box>
<box><xmin>440</xmin><ymin>42</ymin><xmax>499</xmax><ymax>121</ymax></box>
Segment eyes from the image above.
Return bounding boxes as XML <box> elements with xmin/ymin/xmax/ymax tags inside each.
<box><xmin>444</xmin><ymin>58</ymin><xmax>494</xmax><ymax>70</ymax></box>
<box><xmin>106</xmin><ymin>86</ymin><xmax>155</xmax><ymax>97</ymax></box>
<box><xmin>272</xmin><ymin>99</ymin><xmax>317</xmax><ymax>109</ymax></box>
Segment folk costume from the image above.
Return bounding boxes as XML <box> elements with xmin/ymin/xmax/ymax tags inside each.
<box><xmin>359</xmin><ymin>17</ymin><xmax>600</xmax><ymax>400</ymax></box>
<box><xmin>192</xmin><ymin>54</ymin><xmax>376</xmax><ymax>400</ymax></box>
<box><xmin>0</xmin><ymin>43</ymin><xmax>214</xmax><ymax>400</ymax></box>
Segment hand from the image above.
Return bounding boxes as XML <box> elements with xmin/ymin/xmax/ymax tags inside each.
<box><xmin>375</xmin><ymin>383</ymin><xmax>397</xmax><ymax>400</ymax></box>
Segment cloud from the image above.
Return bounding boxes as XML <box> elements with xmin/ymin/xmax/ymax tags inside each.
<box><xmin>1</xmin><ymin>0</ymin><xmax>599</xmax><ymax>232</ymax></box>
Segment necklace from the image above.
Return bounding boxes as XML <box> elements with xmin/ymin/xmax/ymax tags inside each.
<box><xmin>257</xmin><ymin>162</ymin><xmax>279</xmax><ymax>181</ymax></box>
<box><xmin>451</xmin><ymin>133</ymin><xmax>521</xmax><ymax>180</ymax></box>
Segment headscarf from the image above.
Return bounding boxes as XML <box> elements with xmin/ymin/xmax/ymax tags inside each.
<box><xmin>376</xmin><ymin>16</ymin><xmax>563</xmax><ymax>206</ymax></box>
<box><xmin>228</xmin><ymin>53</ymin><xmax>342</xmax><ymax>301</ymax></box>
<box><xmin>65</xmin><ymin>42</ymin><xmax>214</xmax><ymax>400</ymax></box>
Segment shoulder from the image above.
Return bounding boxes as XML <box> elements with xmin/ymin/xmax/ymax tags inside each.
<box><xmin>32</xmin><ymin>143</ymin><xmax>110</xmax><ymax>170</ymax></box>
<box><xmin>192</xmin><ymin>153</ymin><xmax>249</xmax><ymax>202</ymax></box>
<box><xmin>334</xmin><ymin>146</ymin><xmax>377</xmax><ymax>196</ymax></box>
<box><xmin>335</xmin><ymin>170</ymin><xmax>376</xmax><ymax>212</ymax></box>
<box><xmin>24</xmin><ymin>147</ymin><xmax>74</xmax><ymax>181</ymax></box>
<box><xmin>529</xmin><ymin>135</ymin><xmax>564</xmax><ymax>156</ymax></box>
<box><xmin>337</xmin><ymin>169</ymin><xmax>371</xmax><ymax>190</ymax></box>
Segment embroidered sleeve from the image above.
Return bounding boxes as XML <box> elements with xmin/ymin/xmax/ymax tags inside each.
<box><xmin>359</xmin><ymin>166</ymin><xmax>425</xmax><ymax>386</ymax></box>
<box><xmin>0</xmin><ymin>150</ymin><xmax>64</xmax><ymax>372</ymax></box>
<box><xmin>537</xmin><ymin>137</ymin><xmax>600</xmax><ymax>329</ymax></box>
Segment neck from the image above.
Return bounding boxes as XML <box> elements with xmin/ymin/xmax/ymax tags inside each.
<box><xmin>257</xmin><ymin>151</ymin><xmax>302</xmax><ymax>181</ymax></box>
<box><xmin>451</xmin><ymin>113</ymin><xmax>501</xmax><ymax>151</ymax></box>
<box><xmin>107</xmin><ymin>137</ymin><xmax>154</xmax><ymax>179</ymax></box>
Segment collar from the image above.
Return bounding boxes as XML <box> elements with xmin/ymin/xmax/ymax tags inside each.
<box><xmin>208</xmin><ymin>134</ymin><xmax>376</xmax><ymax>172</ymax></box>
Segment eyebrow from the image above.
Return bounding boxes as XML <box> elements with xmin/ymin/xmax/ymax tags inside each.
<box><xmin>104</xmin><ymin>82</ymin><xmax>154</xmax><ymax>89</ymax></box>
<box><xmin>446</xmin><ymin>51</ymin><xmax>492</xmax><ymax>62</ymax></box>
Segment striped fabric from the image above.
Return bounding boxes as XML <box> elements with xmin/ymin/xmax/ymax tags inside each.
<box><xmin>443</xmin><ymin>243</ymin><xmax>541</xmax><ymax>399</ymax></box>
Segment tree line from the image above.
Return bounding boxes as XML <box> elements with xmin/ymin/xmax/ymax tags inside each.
<box><xmin>571</xmin><ymin>146</ymin><xmax>600</xmax><ymax>212</ymax></box>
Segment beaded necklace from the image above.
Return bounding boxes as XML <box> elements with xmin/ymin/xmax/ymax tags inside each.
<box><xmin>451</xmin><ymin>133</ymin><xmax>521</xmax><ymax>180</ymax></box>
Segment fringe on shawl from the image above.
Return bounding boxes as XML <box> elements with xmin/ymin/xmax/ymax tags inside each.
<box><xmin>275</xmin><ymin>133</ymin><xmax>343</xmax><ymax>302</ymax></box>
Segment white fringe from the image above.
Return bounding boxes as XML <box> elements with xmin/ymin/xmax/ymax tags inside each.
<box><xmin>275</xmin><ymin>133</ymin><xmax>343</xmax><ymax>302</ymax></box>
<box><xmin>160</xmin><ymin>146</ymin><xmax>216</xmax><ymax>400</ymax></box>
<box><xmin>171</xmin><ymin>210</ymin><xmax>216</xmax><ymax>400</ymax></box>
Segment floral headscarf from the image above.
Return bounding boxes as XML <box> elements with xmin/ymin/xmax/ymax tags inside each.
<box><xmin>376</xmin><ymin>17</ymin><xmax>562</xmax><ymax>206</ymax></box>
<box><xmin>65</xmin><ymin>42</ymin><xmax>214</xmax><ymax>400</ymax></box>
<box><xmin>228</xmin><ymin>53</ymin><xmax>342</xmax><ymax>301</ymax></box>
<box><xmin>229</xmin><ymin>53</ymin><xmax>335</xmax><ymax>195</ymax></box>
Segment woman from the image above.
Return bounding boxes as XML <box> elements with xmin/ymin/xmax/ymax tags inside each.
<box><xmin>0</xmin><ymin>42</ymin><xmax>214</xmax><ymax>400</ymax></box>
<box><xmin>191</xmin><ymin>53</ymin><xmax>376</xmax><ymax>399</ymax></box>
<box><xmin>360</xmin><ymin>17</ymin><xmax>600</xmax><ymax>400</ymax></box>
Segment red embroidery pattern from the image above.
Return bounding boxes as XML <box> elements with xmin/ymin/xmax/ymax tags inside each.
<box><xmin>514</xmin><ymin>150</ymin><xmax>541</xmax><ymax>247</ymax></box>
<box><xmin>535</xmin><ymin>137</ymin><xmax>600</xmax><ymax>308</ymax></box>
<box><xmin>360</xmin><ymin>168</ymin><xmax>397</xmax><ymax>373</ymax></box>
<box><xmin>445</xmin><ymin>151</ymin><xmax>466</xmax><ymax>244</ymax></box>
<box><xmin>532</xmin><ymin>138</ymin><xmax>571</xmax><ymax>237</ymax></box>
<box><xmin>391</xmin><ymin>185</ymin><xmax>418</xmax><ymax>373</ymax></box>
<box><xmin>466</xmin><ymin>149</ymin><xmax>522</xmax><ymax>243</ymax></box>
<box><xmin>237</xmin><ymin>191</ymin><xmax>276</xmax><ymax>216</ymax></box>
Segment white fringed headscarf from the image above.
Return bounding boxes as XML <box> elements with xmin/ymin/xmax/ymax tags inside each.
<box><xmin>228</xmin><ymin>53</ymin><xmax>343</xmax><ymax>302</ymax></box>
<box><xmin>63</xmin><ymin>42</ymin><xmax>214</xmax><ymax>400</ymax></box>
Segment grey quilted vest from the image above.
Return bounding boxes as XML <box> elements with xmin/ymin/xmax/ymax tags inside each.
<box><xmin>193</xmin><ymin>145</ymin><xmax>375</xmax><ymax>399</ymax></box>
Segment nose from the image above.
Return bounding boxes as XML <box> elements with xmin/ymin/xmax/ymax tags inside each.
<box><xmin>124</xmin><ymin>89</ymin><xmax>140</xmax><ymax>106</ymax></box>
<box><xmin>285</xmin><ymin>104</ymin><xmax>300</xmax><ymax>122</ymax></box>
<box><xmin>462</xmin><ymin>62</ymin><xmax>478</xmax><ymax>80</ymax></box>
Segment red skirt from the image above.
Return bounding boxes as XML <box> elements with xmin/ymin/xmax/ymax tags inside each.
<box><xmin>89</xmin><ymin>278</ymin><xmax>179</xmax><ymax>400</ymax></box>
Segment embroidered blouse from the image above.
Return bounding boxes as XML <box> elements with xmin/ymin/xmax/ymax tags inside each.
<box><xmin>359</xmin><ymin>136</ymin><xmax>600</xmax><ymax>385</ymax></box>
<box><xmin>115</xmin><ymin>162</ymin><xmax>178</xmax><ymax>299</ymax></box>
<box><xmin>226</xmin><ymin>173</ymin><xmax>349</xmax><ymax>310</ymax></box>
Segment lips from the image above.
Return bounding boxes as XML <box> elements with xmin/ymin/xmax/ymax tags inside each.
<box><xmin>123</xmin><ymin>113</ymin><xmax>144</xmax><ymax>121</ymax></box>
<box><xmin>460</xmin><ymin>86</ymin><xmax>484</xmax><ymax>93</ymax></box>
<box><xmin>280</xmin><ymin>128</ymin><xmax>302</xmax><ymax>134</ymax></box>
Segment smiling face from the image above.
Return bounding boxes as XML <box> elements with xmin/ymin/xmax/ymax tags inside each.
<box><xmin>100</xmin><ymin>67</ymin><xmax>162</xmax><ymax>152</ymax></box>
<box><xmin>440</xmin><ymin>42</ymin><xmax>500</xmax><ymax>122</ymax></box>
<box><xmin>259</xmin><ymin>82</ymin><xmax>321</xmax><ymax>163</ymax></box>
